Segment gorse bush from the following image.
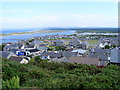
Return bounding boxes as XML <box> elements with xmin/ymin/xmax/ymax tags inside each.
<box><xmin>3</xmin><ymin>76</ymin><xmax>20</xmax><ymax>88</ymax></box>
<box><xmin>2</xmin><ymin>58</ymin><xmax>120</xmax><ymax>88</ymax></box>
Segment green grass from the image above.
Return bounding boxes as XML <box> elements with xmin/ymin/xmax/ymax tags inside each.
<box><xmin>86</xmin><ymin>40</ymin><xmax>98</xmax><ymax>45</ymax></box>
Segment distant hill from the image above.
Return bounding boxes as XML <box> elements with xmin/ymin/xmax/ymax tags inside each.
<box><xmin>44</xmin><ymin>27</ymin><xmax>118</xmax><ymax>33</ymax></box>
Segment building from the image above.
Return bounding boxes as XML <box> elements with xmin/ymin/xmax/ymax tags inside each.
<box><xmin>110</xmin><ymin>48</ymin><xmax>120</xmax><ymax>64</ymax></box>
<box><xmin>9</xmin><ymin>56</ymin><xmax>29</xmax><ymax>64</ymax></box>
<box><xmin>53</xmin><ymin>40</ymin><xmax>64</xmax><ymax>46</ymax></box>
<box><xmin>0</xmin><ymin>51</ymin><xmax>17</xmax><ymax>59</ymax></box>
<box><xmin>68</xmin><ymin>56</ymin><xmax>99</xmax><ymax>65</ymax></box>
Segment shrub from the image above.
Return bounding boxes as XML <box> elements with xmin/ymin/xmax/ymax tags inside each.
<box><xmin>3</xmin><ymin>76</ymin><xmax>20</xmax><ymax>88</ymax></box>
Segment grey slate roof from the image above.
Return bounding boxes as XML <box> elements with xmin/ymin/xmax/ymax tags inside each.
<box><xmin>53</xmin><ymin>40</ymin><xmax>63</xmax><ymax>43</ymax></box>
<box><xmin>110</xmin><ymin>48</ymin><xmax>120</xmax><ymax>63</ymax></box>
<box><xmin>18</xmin><ymin>44</ymin><xmax>24</xmax><ymax>49</ymax></box>
<box><xmin>94</xmin><ymin>48</ymin><xmax>111</xmax><ymax>53</ymax></box>
<box><xmin>40</xmin><ymin>52</ymin><xmax>62</xmax><ymax>58</ymax></box>
<box><xmin>28</xmin><ymin>49</ymin><xmax>40</xmax><ymax>53</ymax></box>
<box><xmin>82</xmin><ymin>41</ymin><xmax>89</xmax><ymax>45</ymax></box>
<box><xmin>37</xmin><ymin>47</ymin><xmax>48</xmax><ymax>51</ymax></box>
<box><xmin>10</xmin><ymin>49</ymin><xmax>19</xmax><ymax>54</ymax></box>
<box><xmin>0</xmin><ymin>51</ymin><xmax>10</xmax><ymax>58</ymax></box>
<box><xmin>9</xmin><ymin>56</ymin><xmax>24</xmax><ymax>62</ymax></box>
<box><xmin>51</xmin><ymin>57</ymin><xmax>68</xmax><ymax>63</ymax></box>
<box><xmin>0</xmin><ymin>51</ymin><xmax>16</xmax><ymax>59</ymax></box>
<box><xmin>25</xmin><ymin>44</ymin><xmax>34</xmax><ymax>48</ymax></box>
<box><xmin>88</xmin><ymin>52</ymin><xmax>97</xmax><ymax>58</ymax></box>
<box><xmin>88</xmin><ymin>48</ymin><xmax>110</xmax><ymax>61</ymax></box>
<box><xmin>32</xmin><ymin>40</ymin><xmax>44</xmax><ymax>44</ymax></box>
<box><xmin>98</xmin><ymin>53</ymin><xmax>109</xmax><ymax>61</ymax></box>
<box><xmin>62</xmin><ymin>51</ymin><xmax>77</xmax><ymax>57</ymax></box>
<box><xmin>68</xmin><ymin>56</ymin><xmax>99</xmax><ymax>65</ymax></box>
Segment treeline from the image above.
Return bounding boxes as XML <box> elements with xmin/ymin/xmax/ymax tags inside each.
<box><xmin>2</xmin><ymin>58</ymin><xmax>120</xmax><ymax>88</ymax></box>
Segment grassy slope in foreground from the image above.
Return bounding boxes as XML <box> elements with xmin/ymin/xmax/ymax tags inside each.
<box><xmin>2</xmin><ymin>58</ymin><xmax>120</xmax><ymax>88</ymax></box>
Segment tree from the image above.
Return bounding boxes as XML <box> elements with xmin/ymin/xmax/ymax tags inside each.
<box><xmin>34</xmin><ymin>56</ymin><xmax>43</xmax><ymax>62</ymax></box>
<box><xmin>111</xmin><ymin>45</ymin><xmax>116</xmax><ymax>48</ymax></box>
<box><xmin>29</xmin><ymin>39</ymin><xmax>34</xmax><ymax>42</ymax></box>
<box><xmin>105</xmin><ymin>45</ymin><xmax>110</xmax><ymax>49</ymax></box>
<box><xmin>0</xmin><ymin>44</ymin><xmax>5</xmax><ymax>51</ymax></box>
<box><xmin>26</xmin><ymin>43</ymin><xmax>29</xmax><ymax>45</ymax></box>
<box><xmin>55</xmin><ymin>46</ymin><xmax>66</xmax><ymax>51</ymax></box>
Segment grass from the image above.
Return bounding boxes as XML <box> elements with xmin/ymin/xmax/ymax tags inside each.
<box><xmin>86</xmin><ymin>40</ymin><xmax>98</xmax><ymax>45</ymax></box>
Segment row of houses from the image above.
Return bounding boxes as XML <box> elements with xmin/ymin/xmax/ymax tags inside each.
<box><xmin>1</xmin><ymin>34</ymin><xmax>120</xmax><ymax>66</ymax></box>
<box><xmin>0</xmin><ymin>50</ymin><xmax>100</xmax><ymax>65</ymax></box>
<box><xmin>88</xmin><ymin>47</ymin><xmax>120</xmax><ymax>65</ymax></box>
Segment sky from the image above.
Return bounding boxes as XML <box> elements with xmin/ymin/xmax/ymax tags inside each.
<box><xmin>0</xmin><ymin>1</ymin><xmax>118</xmax><ymax>29</ymax></box>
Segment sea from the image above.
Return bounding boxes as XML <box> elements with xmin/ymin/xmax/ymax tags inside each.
<box><xmin>1</xmin><ymin>29</ymin><xmax>37</xmax><ymax>34</ymax></box>
<box><xmin>1</xmin><ymin>29</ymin><xmax>75</xmax><ymax>44</ymax></box>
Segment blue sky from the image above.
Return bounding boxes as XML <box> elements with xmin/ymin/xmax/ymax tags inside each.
<box><xmin>1</xmin><ymin>2</ymin><xmax>118</xmax><ymax>29</ymax></box>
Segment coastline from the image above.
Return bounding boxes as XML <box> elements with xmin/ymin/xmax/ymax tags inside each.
<box><xmin>1</xmin><ymin>30</ymin><xmax>65</xmax><ymax>36</ymax></box>
<box><xmin>1</xmin><ymin>30</ymin><xmax>75</xmax><ymax>44</ymax></box>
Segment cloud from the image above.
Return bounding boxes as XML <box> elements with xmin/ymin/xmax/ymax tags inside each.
<box><xmin>1</xmin><ymin>9</ymin><xmax>33</xmax><ymax>14</ymax></box>
<box><xmin>1</xmin><ymin>14</ymin><xmax>118</xmax><ymax>29</ymax></box>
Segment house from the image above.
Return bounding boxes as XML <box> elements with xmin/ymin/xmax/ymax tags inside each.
<box><xmin>27</xmin><ymin>49</ymin><xmax>41</xmax><ymax>56</ymax></box>
<box><xmin>18</xmin><ymin>44</ymin><xmax>25</xmax><ymax>50</ymax></box>
<box><xmin>16</xmin><ymin>50</ymin><xmax>30</xmax><ymax>56</ymax></box>
<box><xmin>53</xmin><ymin>40</ymin><xmax>64</xmax><ymax>46</ymax></box>
<box><xmin>0</xmin><ymin>51</ymin><xmax>17</xmax><ymax>59</ymax></box>
<box><xmin>31</xmin><ymin>40</ymin><xmax>44</xmax><ymax>44</ymax></box>
<box><xmin>3</xmin><ymin>44</ymin><xmax>12</xmax><ymax>51</ymax></box>
<box><xmin>10</xmin><ymin>49</ymin><xmax>19</xmax><ymax>54</ymax></box>
<box><xmin>24</xmin><ymin>44</ymin><xmax>38</xmax><ymax>50</ymax></box>
<box><xmin>81</xmin><ymin>41</ymin><xmax>90</xmax><ymax>49</ymax></box>
<box><xmin>98</xmin><ymin>41</ymin><xmax>113</xmax><ymax>48</ymax></box>
<box><xmin>62</xmin><ymin>51</ymin><xmax>78</xmax><ymax>57</ymax></box>
<box><xmin>9</xmin><ymin>56</ymin><xmax>29</xmax><ymax>64</ymax></box>
<box><xmin>88</xmin><ymin>48</ymin><xmax>111</xmax><ymax>61</ymax></box>
<box><xmin>68</xmin><ymin>56</ymin><xmax>99</xmax><ymax>65</ymax></box>
<box><xmin>37</xmin><ymin>46</ymin><xmax>48</xmax><ymax>52</ymax></box>
<box><xmin>88</xmin><ymin>48</ymin><xmax>111</xmax><ymax>66</ymax></box>
<box><xmin>69</xmin><ymin>38</ymin><xmax>81</xmax><ymax>47</ymax></box>
<box><xmin>98</xmin><ymin>43</ymin><xmax>105</xmax><ymax>48</ymax></box>
<box><xmin>71</xmin><ymin>49</ymin><xmax>87</xmax><ymax>56</ymax></box>
<box><xmin>110</xmin><ymin>48</ymin><xmax>120</xmax><ymax>64</ymax></box>
<box><xmin>51</xmin><ymin>57</ymin><xmax>68</xmax><ymax>63</ymax></box>
<box><xmin>40</xmin><ymin>52</ymin><xmax>62</xmax><ymax>60</ymax></box>
<box><xmin>3</xmin><ymin>43</ymin><xmax>25</xmax><ymax>51</ymax></box>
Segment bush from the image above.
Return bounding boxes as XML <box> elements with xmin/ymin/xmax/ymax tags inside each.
<box><xmin>3</xmin><ymin>76</ymin><xmax>20</xmax><ymax>88</ymax></box>
<box><xmin>2</xmin><ymin>58</ymin><xmax>120</xmax><ymax>88</ymax></box>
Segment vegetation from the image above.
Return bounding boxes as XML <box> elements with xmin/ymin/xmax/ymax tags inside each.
<box><xmin>86</xmin><ymin>40</ymin><xmax>98</xmax><ymax>45</ymax></box>
<box><xmin>29</xmin><ymin>39</ymin><xmax>34</xmax><ymax>42</ymax></box>
<box><xmin>0</xmin><ymin>44</ymin><xmax>5</xmax><ymax>51</ymax></box>
<box><xmin>2</xmin><ymin>58</ymin><xmax>120</xmax><ymax>89</ymax></box>
<box><xmin>48</xmin><ymin>46</ymin><xmax>66</xmax><ymax>51</ymax></box>
<box><xmin>105</xmin><ymin>45</ymin><xmax>116</xmax><ymax>49</ymax></box>
<box><xmin>3</xmin><ymin>76</ymin><xmax>20</xmax><ymax>88</ymax></box>
<box><xmin>54</xmin><ymin>46</ymin><xmax>66</xmax><ymax>51</ymax></box>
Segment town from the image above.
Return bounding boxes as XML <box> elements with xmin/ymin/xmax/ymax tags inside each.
<box><xmin>1</xmin><ymin>32</ymin><xmax>120</xmax><ymax>66</ymax></box>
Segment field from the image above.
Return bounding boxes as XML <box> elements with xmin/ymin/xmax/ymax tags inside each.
<box><xmin>87</xmin><ymin>40</ymin><xmax>99</xmax><ymax>45</ymax></box>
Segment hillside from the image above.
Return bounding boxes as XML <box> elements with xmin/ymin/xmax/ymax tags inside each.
<box><xmin>2</xmin><ymin>58</ymin><xmax>120</xmax><ymax>88</ymax></box>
